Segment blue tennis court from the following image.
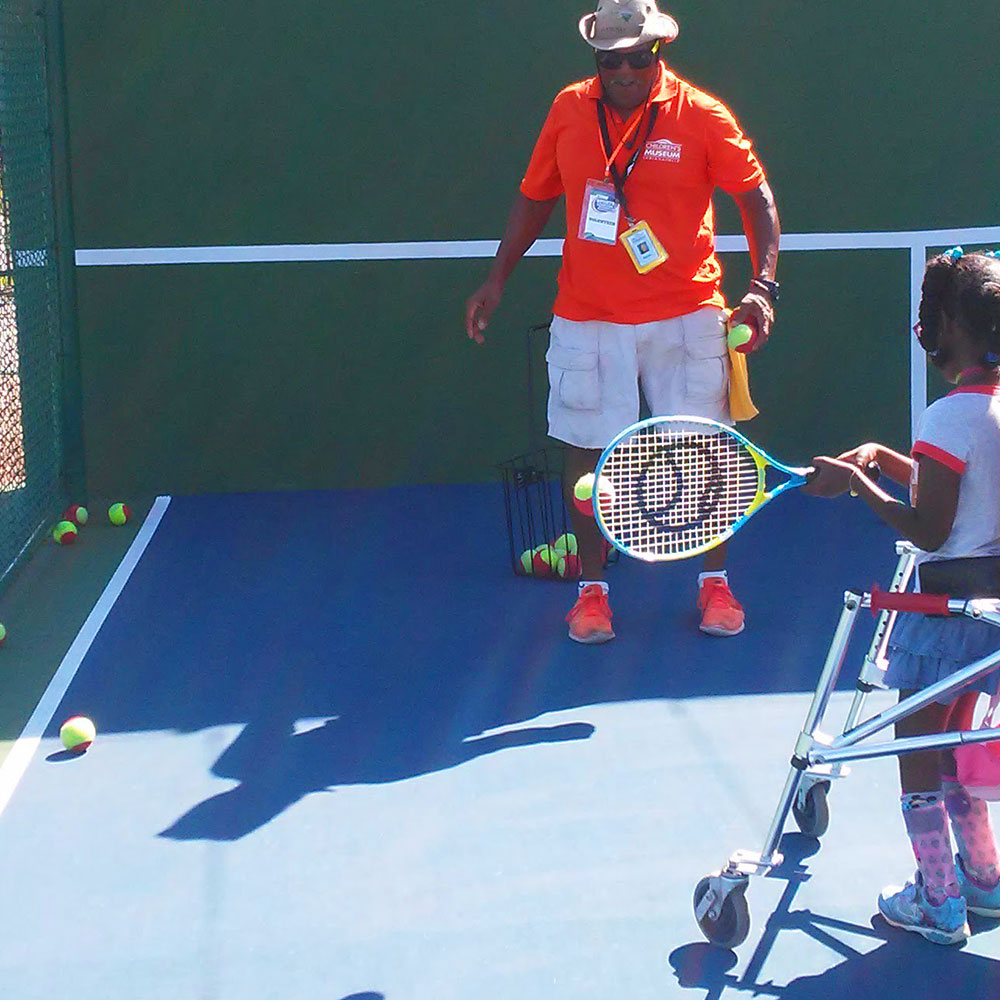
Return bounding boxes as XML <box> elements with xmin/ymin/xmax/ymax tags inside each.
<box><xmin>2</xmin><ymin>485</ymin><xmax>999</xmax><ymax>997</ymax></box>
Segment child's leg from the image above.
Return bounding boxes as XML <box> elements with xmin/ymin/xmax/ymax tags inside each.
<box><xmin>940</xmin><ymin>692</ymin><xmax>1000</xmax><ymax>887</ymax></box>
<box><xmin>894</xmin><ymin>694</ymin><xmax>960</xmax><ymax>903</ymax></box>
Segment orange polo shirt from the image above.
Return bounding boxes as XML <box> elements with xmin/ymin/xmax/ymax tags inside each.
<box><xmin>520</xmin><ymin>63</ymin><xmax>765</xmax><ymax>323</ymax></box>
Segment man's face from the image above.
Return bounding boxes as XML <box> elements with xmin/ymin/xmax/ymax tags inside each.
<box><xmin>595</xmin><ymin>42</ymin><xmax>660</xmax><ymax>111</ymax></box>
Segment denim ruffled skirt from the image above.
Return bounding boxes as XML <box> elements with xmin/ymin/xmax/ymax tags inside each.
<box><xmin>885</xmin><ymin>611</ymin><xmax>1000</xmax><ymax>704</ymax></box>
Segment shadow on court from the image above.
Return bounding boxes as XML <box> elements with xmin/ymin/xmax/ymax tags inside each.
<box><xmin>670</xmin><ymin>833</ymin><xmax>1000</xmax><ymax>998</ymax></box>
<box><xmin>56</xmin><ymin>484</ymin><xmax>900</xmax><ymax>842</ymax></box>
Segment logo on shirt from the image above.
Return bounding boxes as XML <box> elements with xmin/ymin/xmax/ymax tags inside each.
<box><xmin>644</xmin><ymin>138</ymin><xmax>682</xmax><ymax>163</ymax></box>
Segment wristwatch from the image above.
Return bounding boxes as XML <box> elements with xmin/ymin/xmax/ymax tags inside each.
<box><xmin>752</xmin><ymin>277</ymin><xmax>780</xmax><ymax>304</ymax></box>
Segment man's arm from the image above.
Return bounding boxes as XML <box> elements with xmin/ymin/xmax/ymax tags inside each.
<box><xmin>728</xmin><ymin>180</ymin><xmax>780</xmax><ymax>351</ymax></box>
<box><xmin>465</xmin><ymin>193</ymin><xmax>559</xmax><ymax>344</ymax></box>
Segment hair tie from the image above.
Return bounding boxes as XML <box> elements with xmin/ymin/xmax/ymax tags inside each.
<box><xmin>985</xmin><ymin>250</ymin><xmax>1000</xmax><ymax>259</ymax></box>
<box><xmin>943</xmin><ymin>246</ymin><xmax>964</xmax><ymax>261</ymax></box>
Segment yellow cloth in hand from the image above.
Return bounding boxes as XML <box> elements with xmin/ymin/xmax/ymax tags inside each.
<box><xmin>728</xmin><ymin>344</ymin><xmax>758</xmax><ymax>422</ymax></box>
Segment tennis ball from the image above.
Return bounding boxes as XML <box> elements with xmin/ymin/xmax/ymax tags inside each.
<box><xmin>52</xmin><ymin>520</ymin><xmax>78</xmax><ymax>545</ymax></box>
<box><xmin>60</xmin><ymin>715</ymin><xmax>96</xmax><ymax>752</ymax></box>
<box><xmin>532</xmin><ymin>544</ymin><xmax>558</xmax><ymax>577</ymax></box>
<box><xmin>63</xmin><ymin>504</ymin><xmax>88</xmax><ymax>526</ymax></box>
<box><xmin>108</xmin><ymin>502</ymin><xmax>131</xmax><ymax>526</ymax></box>
<box><xmin>572</xmin><ymin>474</ymin><xmax>615</xmax><ymax>517</ymax></box>
<box><xmin>0</xmin><ymin>623</ymin><xmax>6</xmax><ymax>646</ymax></box>
<box><xmin>519</xmin><ymin>548</ymin><xmax>535</xmax><ymax>575</ymax></box>
<box><xmin>727</xmin><ymin>323</ymin><xmax>755</xmax><ymax>351</ymax></box>
<box><xmin>556</xmin><ymin>553</ymin><xmax>582</xmax><ymax>579</ymax></box>
<box><xmin>552</xmin><ymin>532</ymin><xmax>578</xmax><ymax>556</ymax></box>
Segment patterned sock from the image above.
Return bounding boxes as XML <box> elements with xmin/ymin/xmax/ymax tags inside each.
<box><xmin>901</xmin><ymin>791</ymin><xmax>960</xmax><ymax>905</ymax></box>
<box><xmin>578</xmin><ymin>580</ymin><xmax>608</xmax><ymax>595</ymax></box>
<box><xmin>942</xmin><ymin>777</ymin><xmax>1000</xmax><ymax>887</ymax></box>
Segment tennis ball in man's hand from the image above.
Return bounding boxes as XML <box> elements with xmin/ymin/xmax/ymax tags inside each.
<box><xmin>519</xmin><ymin>548</ymin><xmax>535</xmax><ymax>575</ymax></box>
<box><xmin>63</xmin><ymin>504</ymin><xmax>88</xmax><ymax>526</ymax></box>
<box><xmin>108</xmin><ymin>503</ymin><xmax>131</xmax><ymax>526</ymax></box>
<box><xmin>556</xmin><ymin>553</ymin><xmax>582</xmax><ymax>579</ymax></box>
<box><xmin>52</xmin><ymin>520</ymin><xmax>78</xmax><ymax>545</ymax></box>
<box><xmin>60</xmin><ymin>716</ymin><xmax>96</xmax><ymax>752</ymax></box>
<box><xmin>573</xmin><ymin>474</ymin><xmax>615</xmax><ymax>517</ymax></box>
<box><xmin>532</xmin><ymin>544</ymin><xmax>559</xmax><ymax>577</ymax></box>
<box><xmin>552</xmin><ymin>532</ymin><xmax>578</xmax><ymax>556</ymax></box>
<box><xmin>727</xmin><ymin>323</ymin><xmax>756</xmax><ymax>352</ymax></box>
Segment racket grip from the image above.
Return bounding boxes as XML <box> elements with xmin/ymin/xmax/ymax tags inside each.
<box><xmin>869</xmin><ymin>584</ymin><xmax>951</xmax><ymax>617</ymax></box>
<box><xmin>849</xmin><ymin>461</ymin><xmax>881</xmax><ymax>497</ymax></box>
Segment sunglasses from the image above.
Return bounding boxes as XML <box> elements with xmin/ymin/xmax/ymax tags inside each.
<box><xmin>595</xmin><ymin>42</ymin><xmax>660</xmax><ymax>70</ymax></box>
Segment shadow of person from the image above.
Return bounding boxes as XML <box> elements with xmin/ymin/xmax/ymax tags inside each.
<box><xmin>160</xmin><ymin>712</ymin><xmax>594</xmax><ymax>841</ymax></box>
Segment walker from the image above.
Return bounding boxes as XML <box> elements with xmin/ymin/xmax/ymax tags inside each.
<box><xmin>693</xmin><ymin>541</ymin><xmax>1000</xmax><ymax>947</ymax></box>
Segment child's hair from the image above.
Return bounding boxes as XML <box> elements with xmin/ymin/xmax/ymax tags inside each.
<box><xmin>919</xmin><ymin>249</ymin><xmax>1000</xmax><ymax>364</ymax></box>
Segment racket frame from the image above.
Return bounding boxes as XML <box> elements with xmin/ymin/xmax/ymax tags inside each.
<box><xmin>593</xmin><ymin>415</ymin><xmax>810</xmax><ymax>562</ymax></box>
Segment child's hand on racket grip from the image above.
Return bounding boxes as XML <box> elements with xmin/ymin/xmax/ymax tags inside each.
<box><xmin>803</xmin><ymin>457</ymin><xmax>881</xmax><ymax>498</ymax></box>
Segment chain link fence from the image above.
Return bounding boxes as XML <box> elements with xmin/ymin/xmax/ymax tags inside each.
<box><xmin>0</xmin><ymin>0</ymin><xmax>74</xmax><ymax>584</ymax></box>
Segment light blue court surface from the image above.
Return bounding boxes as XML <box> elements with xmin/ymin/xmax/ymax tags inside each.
<box><xmin>1</xmin><ymin>485</ymin><xmax>999</xmax><ymax>998</ymax></box>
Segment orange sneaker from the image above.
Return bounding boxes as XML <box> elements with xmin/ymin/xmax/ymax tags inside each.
<box><xmin>698</xmin><ymin>577</ymin><xmax>745</xmax><ymax>637</ymax></box>
<box><xmin>566</xmin><ymin>584</ymin><xmax>615</xmax><ymax>644</ymax></box>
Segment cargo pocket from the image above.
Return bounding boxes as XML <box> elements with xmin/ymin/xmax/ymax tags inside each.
<box><xmin>546</xmin><ymin>343</ymin><xmax>600</xmax><ymax>411</ymax></box>
<box><xmin>684</xmin><ymin>333</ymin><xmax>728</xmax><ymax>403</ymax></box>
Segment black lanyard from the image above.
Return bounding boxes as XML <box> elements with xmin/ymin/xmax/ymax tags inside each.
<box><xmin>597</xmin><ymin>100</ymin><xmax>659</xmax><ymax>222</ymax></box>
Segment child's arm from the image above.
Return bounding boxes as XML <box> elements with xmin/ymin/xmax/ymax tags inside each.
<box><xmin>804</xmin><ymin>454</ymin><xmax>960</xmax><ymax>552</ymax></box>
<box><xmin>835</xmin><ymin>442</ymin><xmax>913</xmax><ymax>486</ymax></box>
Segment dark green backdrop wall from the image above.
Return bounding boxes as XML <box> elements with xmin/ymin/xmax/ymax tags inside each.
<box><xmin>61</xmin><ymin>1</ymin><xmax>1000</xmax><ymax>495</ymax></box>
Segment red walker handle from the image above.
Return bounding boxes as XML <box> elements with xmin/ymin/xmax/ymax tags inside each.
<box><xmin>869</xmin><ymin>584</ymin><xmax>951</xmax><ymax>617</ymax></box>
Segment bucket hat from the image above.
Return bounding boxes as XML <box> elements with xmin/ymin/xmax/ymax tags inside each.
<box><xmin>578</xmin><ymin>0</ymin><xmax>679</xmax><ymax>51</ymax></box>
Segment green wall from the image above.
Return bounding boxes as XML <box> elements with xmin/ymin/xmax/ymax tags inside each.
<box><xmin>61</xmin><ymin>1</ymin><xmax>1000</xmax><ymax>494</ymax></box>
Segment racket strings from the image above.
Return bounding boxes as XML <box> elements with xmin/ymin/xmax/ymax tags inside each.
<box><xmin>599</xmin><ymin>426</ymin><xmax>760</xmax><ymax>559</ymax></box>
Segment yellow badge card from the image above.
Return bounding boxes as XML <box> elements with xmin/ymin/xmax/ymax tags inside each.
<box><xmin>620</xmin><ymin>220</ymin><xmax>667</xmax><ymax>274</ymax></box>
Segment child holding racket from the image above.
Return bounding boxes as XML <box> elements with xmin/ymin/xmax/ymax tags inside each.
<box><xmin>805</xmin><ymin>248</ymin><xmax>1000</xmax><ymax>944</ymax></box>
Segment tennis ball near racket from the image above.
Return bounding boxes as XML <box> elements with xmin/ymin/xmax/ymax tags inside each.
<box><xmin>556</xmin><ymin>553</ymin><xmax>582</xmax><ymax>579</ymax></box>
<box><xmin>573</xmin><ymin>474</ymin><xmax>615</xmax><ymax>517</ymax></box>
<box><xmin>108</xmin><ymin>503</ymin><xmax>131</xmax><ymax>526</ymax></box>
<box><xmin>0</xmin><ymin>623</ymin><xmax>6</xmax><ymax>646</ymax></box>
<box><xmin>727</xmin><ymin>323</ymin><xmax>756</xmax><ymax>351</ymax></box>
<box><xmin>552</xmin><ymin>532</ymin><xmax>578</xmax><ymax>556</ymax></box>
<box><xmin>60</xmin><ymin>715</ymin><xmax>96</xmax><ymax>752</ymax></box>
<box><xmin>52</xmin><ymin>520</ymin><xmax>78</xmax><ymax>545</ymax></box>
<box><xmin>519</xmin><ymin>548</ymin><xmax>535</xmax><ymax>575</ymax></box>
<box><xmin>63</xmin><ymin>504</ymin><xmax>88</xmax><ymax>526</ymax></box>
<box><xmin>532</xmin><ymin>544</ymin><xmax>559</xmax><ymax>577</ymax></box>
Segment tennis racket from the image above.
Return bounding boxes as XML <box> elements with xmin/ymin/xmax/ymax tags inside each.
<box><xmin>592</xmin><ymin>415</ymin><xmax>814</xmax><ymax>562</ymax></box>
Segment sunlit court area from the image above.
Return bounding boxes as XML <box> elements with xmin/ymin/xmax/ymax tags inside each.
<box><xmin>1</xmin><ymin>2</ymin><xmax>1000</xmax><ymax>997</ymax></box>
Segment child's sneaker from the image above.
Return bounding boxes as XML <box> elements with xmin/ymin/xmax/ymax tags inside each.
<box><xmin>955</xmin><ymin>853</ymin><xmax>1000</xmax><ymax>917</ymax></box>
<box><xmin>877</xmin><ymin>875</ymin><xmax>969</xmax><ymax>945</ymax></box>
<box><xmin>697</xmin><ymin>577</ymin><xmax>745</xmax><ymax>636</ymax></box>
<box><xmin>566</xmin><ymin>585</ymin><xmax>615</xmax><ymax>644</ymax></box>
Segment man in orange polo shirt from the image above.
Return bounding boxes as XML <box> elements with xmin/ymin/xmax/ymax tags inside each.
<box><xmin>465</xmin><ymin>0</ymin><xmax>780</xmax><ymax>643</ymax></box>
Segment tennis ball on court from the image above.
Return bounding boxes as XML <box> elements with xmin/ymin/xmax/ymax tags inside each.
<box><xmin>108</xmin><ymin>503</ymin><xmax>131</xmax><ymax>526</ymax></box>
<box><xmin>0</xmin><ymin>623</ymin><xmax>6</xmax><ymax>646</ymax></box>
<box><xmin>60</xmin><ymin>715</ymin><xmax>96</xmax><ymax>752</ymax></box>
<box><xmin>556</xmin><ymin>553</ymin><xmax>582</xmax><ymax>579</ymax></box>
<box><xmin>532</xmin><ymin>544</ymin><xmax>558</xmax><ymax>577</ymax></box>
<box><xmin>727</xmin><ymin>323</ymin><xmax>755</xmax><ymax>351</ymax></box>
<box><xmin>52</xmin><ymin>520</ymin><xmax>78</xmax><ymax>545</ymax></box>
<box><xmin>519</xmin><ymin>548</ymin><xmax>535</xmax><ymax>575</ymax></box>
<box><xmin>572</xmin><ymin>474</ymin><xmax>615</xmax><ymax>517</ymax></box>
<box><xmin>63</xmin><ymin>504</ymin><xmax>88</xmax><ymax>526</ymax></box>
<box><xmin>552</xmin><ymin>532</ymin><xmax>578</xmax><ymax>556</ymax></box>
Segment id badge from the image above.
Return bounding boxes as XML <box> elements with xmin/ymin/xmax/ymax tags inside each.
<box><xmin>578</xmin><ymin>179</ymin><xmax>620</xmax><ymax>245</ymax></box>
<box><xmin>620</xmin><ymin>220</ymin><xmax>668</xmax><ymax>274</ymax></box>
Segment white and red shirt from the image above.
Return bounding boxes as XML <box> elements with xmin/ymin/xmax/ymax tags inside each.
<box><xmin>911</xmin><ymin>383</ymin><xmax>1000</xmax><ymax>563</ymax></box>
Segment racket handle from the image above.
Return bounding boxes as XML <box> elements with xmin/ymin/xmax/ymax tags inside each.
<box><xmin>869</xmin><ymin>584</ymin><xmax>951</xmax><ymax>617</ymax></box>
<box><xmin>849</xmin><ymin>461</ymin><xmax>881</xmax><ymax>497</ymax></box>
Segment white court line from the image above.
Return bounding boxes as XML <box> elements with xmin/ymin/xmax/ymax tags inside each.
<box><xmin>0</xmin><ymin>495</ymin><xmax>172</xmax><ymax>820</ymax></box>
<box><xmin>74</xmin><ymin>226</ymin><xmax>1000</xmax><ymax>266</ymax></box>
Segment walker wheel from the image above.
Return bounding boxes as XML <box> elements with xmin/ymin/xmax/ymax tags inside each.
<box><xmin>793</xmin><ymin>780</ymin><xmax>831</xmax><ymax>837</ymax></box>
<box><xmin>693</xmin><ymin>876</ymin><xmax>751</xmax><ymax>948</ymax></box>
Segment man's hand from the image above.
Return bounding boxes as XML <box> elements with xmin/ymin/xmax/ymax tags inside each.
<box><xmin>802</xmin><ymin>456</ymin><xmax>857</xmax><ymax>498</ymax></box>
<box><xmin>728</xmin><ymin>290</ymin><xmax>773</xmax><ymax>353</ymax></box>
<box><xmin>465</xmin><ymin>277</ymin><xmax>503</xmax><ymax>344</ymax></box>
